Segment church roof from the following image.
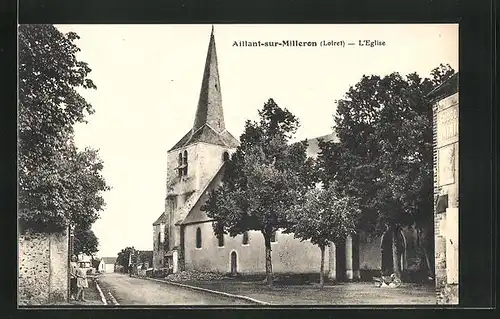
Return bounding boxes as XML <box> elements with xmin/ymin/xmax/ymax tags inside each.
<box><xmin>179</xmin><ymin>164</ymin><xmax>226</xmax><ymax>226</ymax></box>
<box><xmin>298</xmin><ymin>132</ymin><xmax>339</xmax><ymax>158</ymax></box>
<box><xmin>152</xmin><ymin>212</ymin><xmax>166</xmax><ymax>225</ymax></box>
<box><xmin>169</xmin><ymin>27</ymin><xmax>239</xmax><ymax>152</ymax></box>
<box><xmin>169</xmin><ymin>126</ymin><xmax>239</xmax><ymax>152</ymax></box>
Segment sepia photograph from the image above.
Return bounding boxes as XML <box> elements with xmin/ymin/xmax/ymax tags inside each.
<box><xmin>18</xmin><ymin>23</ymin><xmax>459</xmax><ymax>307</ymax></box>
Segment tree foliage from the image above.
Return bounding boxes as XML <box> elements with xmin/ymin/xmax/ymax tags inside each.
<box><xmin>73</xmin><ymin>226</ymin><xmax>99</xmax><ymax>257</ymax></box>
<box><xmin>116</xmin><ymin>246</ymin><xmax>137</xmax><ymax>268</ymax></box>
<box><xmin>317</xmin><ymin>64</ymin><xmax>455</xmax><ymax>278</ymax></box>
<box><xmin>288</xmin><ymin>184</ymin><xmax>359</xmax><ymax>286</ymax></box>
<box><xmin>291</xmin><ymin>185</ymin><xmax>359</xmax><ymax>248</ymax></box>
<box><xmin>18</xmin><ymin>24</ymin><xmax>109</xmax><ymax>233</ymax></box>
<box><xmin>202</xmin><ymin>98</ymin><xmax>314</xmax><ymax>286</ymax></box>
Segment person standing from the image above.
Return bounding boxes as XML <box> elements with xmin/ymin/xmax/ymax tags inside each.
<box><xmin>69</xmin><ymin>255</ymin><xmax>78</xmax><ymax>300</ymax></box>
<box><xmin>75</xmin><ymin>263</ymin><xmax>88</xmax><ymax>302</ymax></box>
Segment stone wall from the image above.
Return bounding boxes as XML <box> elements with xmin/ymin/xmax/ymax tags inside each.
<box><xmin>433</xmin><ymin>91</ymin><xmax>459</xmax><ymax>304</ymax></box>
<box><xmin>19</xmin><ymin>230</ymin><xmax>69</xmax><ymax>305</ymax></box>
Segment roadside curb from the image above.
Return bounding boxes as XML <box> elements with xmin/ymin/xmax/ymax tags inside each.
<box><xmin>107</xmin><ymin>291</ymin><xmax>120</xmax><ymax>305</ymax></box>
<box><xmin>94</xmin><ymin>280</ymin><xmax>107</xmax><ymax>305</ymax></box>
<box><xmin>136</xmin><ymin>276</ymin><xmax>271</xmax><ymax>305</ymax></box>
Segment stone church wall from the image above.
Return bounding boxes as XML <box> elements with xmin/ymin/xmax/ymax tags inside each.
<box><xmin>358</xmin><ymin>236</ymin><xmax>382</xmax><ymax>279</ymax></box>
<box><xmin>184</xmin><ymin>222</ymin><xmax>329</xmax><ymax>274</ymax></box>
<box><xmin>18</xmin><ymin>230</ymin><xmax>69</xmax><ymax>305</ymax></box>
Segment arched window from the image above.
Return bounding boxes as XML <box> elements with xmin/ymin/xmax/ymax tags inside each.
<box><xmin>157</xmin><ymin>232</ymin><xmax>161</xmax><ymax>251</ymax></box>
<box><xmin>223</xmin><ymin>151</ymin><xmax>229</xmax><ymax>162</ymax></box>
<box><xmin>217</xmin><ymin>233</ymin><xmax>224</xmax><ymax>247</ymax></box>
<box><xmin>183</xmin><ymin>151</ymin><xmax>188</xmax><ymax>176</ymax></box>
<box><xmin>270</xmin><ymin>231</ymin><xmax>277</xmax><ymax>243</ymax></box>
<box><xmin>242</xmin><ymin>231</ymin><xmax>249</xmax><ymax>245</ymax></box>
<box><xmin>196</xmin><ymin>227</ymin><xmax>202</xmax><ymax>248</ymax></box>
<box><xmin>178</xmin><ymin>153</ymin><xmax>183</xmax><ymax>178</ymax></box>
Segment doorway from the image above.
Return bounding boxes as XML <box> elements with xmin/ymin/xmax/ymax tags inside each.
<box><xmin>230</xmin><ymin>251</ymin><xmax>237</xmax><ymax>276</ymax></box>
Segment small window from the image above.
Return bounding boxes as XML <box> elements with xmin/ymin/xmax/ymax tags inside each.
<box><xmin>223</xmin><ymin>151</ymin><xmax>230</xmax><ymax>162</ymax></box>
<box><xmin>196</xmin><ymin>227</ymin><xmax>202</xmax><ymax>248</ymax></box>
<box><xmin>217</xmin><ymin>233</ymin><xmax>224</xmax><ymax>247</ymax></box>
<box><xmin>270</xmin><ymin>231</ymin><xmax>277</xmax><ymax>243</ymax></box>
<box><xmin>157</xmin><ymin>233</ymin><xmax>161</xmax><ymax>251</ymax></box>
<box><xmin>178</xmin><ymin>153</ymin><xmax>183</xmax><ymax>178</ymax></box>
<box><xmin>242</xmin><ymin>231</ymin><xmax>249</xmax><ymax>245</ymax></box>
<box><xmin>183</xmin><ymin>151</ymin><xmax>188</xmax><ymax>176</ymax></box>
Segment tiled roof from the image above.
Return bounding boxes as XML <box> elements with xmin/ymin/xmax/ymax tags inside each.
<box><xmin>168</xmin><ymin>125</ymin><xmax>239</xmax><ymax>152</ymax></box>
<box><xmin>302</xmin><ymin>133</ymin><xmax>339</xmax><ymax>158</ymax></box>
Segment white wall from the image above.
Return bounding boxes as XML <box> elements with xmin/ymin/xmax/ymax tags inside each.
<box><xmin>184</xmin><ymin>222</ymin><xmax>329</xmax><ymax>274</ymax></box>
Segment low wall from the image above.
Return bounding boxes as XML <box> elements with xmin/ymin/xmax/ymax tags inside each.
<box><xmin>18</xmin><ymin>231</ymin><xmax>69</xmax><ymax>305</ymax></box>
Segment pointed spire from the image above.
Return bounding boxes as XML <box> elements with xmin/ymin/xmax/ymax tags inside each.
<box><xmin>192</xmin><ymin>26</ymin><xmax>225</xmax><ymax>134</ymax></box>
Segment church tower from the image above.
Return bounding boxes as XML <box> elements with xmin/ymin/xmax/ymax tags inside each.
<box><xmin>153</xmin><ymin>26</ymin><xmax>239</xmax><ymax>271</ymax></box>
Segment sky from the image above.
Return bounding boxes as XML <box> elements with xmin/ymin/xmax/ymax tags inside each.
<box><xmin>54</xmin><ymin>24</ymin><xmax>458</xmax><ymax>258</ymax></box>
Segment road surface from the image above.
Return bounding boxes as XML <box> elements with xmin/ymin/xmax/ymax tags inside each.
<box><xmin>96</xmin><ymin>272</ymin><xmax>254</xmax><ymax>305</ymax></box>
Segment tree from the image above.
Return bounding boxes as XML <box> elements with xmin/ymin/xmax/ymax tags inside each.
<box><xmin>288</xmin><ymin>184</ymin><xmax>359</xmax><ymax>287</ymax></box>
<box><xmin>319</xmin><ymin>64</ymin><xmax>455</xmax><ymax>280</ymax></box>
<box><xmin>18</xmin><ymin>24</ymin><xmax>109</xmax><ymax>233</ymax></box>
<box><xmin>116</xmin><ymin>247</ymin><xmax>137</xmax><ymax>269</ymax></box>
<box><xmin>202</xmin><ymin>99</ymin><xmax>314</xmax><ymax>287</ymax></box>
<box><xmin>92</xmin><ymin>257</ymin><xmax>101</xmax><ymax>270</ymax></box>
<box><xmin>73</xmin><ymin>226</ymin><xmax>99</xmax><ymax>260</ymax></box>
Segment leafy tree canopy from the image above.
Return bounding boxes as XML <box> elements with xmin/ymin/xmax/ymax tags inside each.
<box><xmin>203</xmin><ymin>98</ymin><xmax>314</xmax><ymax>237</ymax></box>
<box><xmin>116</xmin><ymin>246</ymin><xmax>137</xmax><ymax>268</ymax></box>
<box><xmin>73</xmin><ymin>226</ymin><xmax>99</xmax><ymax>257</ymax></box>
<box><xmin>18</xmin><ymin>24</ymin><xmax>109</xmax><ymax>233</ymax></box>
<box><xmin>318</xmin><ymin>64</ymin><xmax>455</xmax><ymax>237</ymax></box>
<box><xmin>202</xmin><ymin>98</ymin><xmax>316</xmax><ymax>286</ymax></box>
<box><xmin>290</xmin><ymin>184</ymin><xmax>360</xmax><ymax>248</ymax></box>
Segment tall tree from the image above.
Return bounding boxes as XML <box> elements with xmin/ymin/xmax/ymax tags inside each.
<box><xmin>18</xmin><ymin>24</ymin><xmax>109</xmax><ymax>233</ymax></box>
<box><xmin>202</xmin><ymin>99</ymin><xmax>314</xmax><ymax>287</ymax></box>
<box><xmin>116</xmin><ymin>246</ymin><xmax>137</xmax><ymax>269</ymax></box>
<box><xmin>73</xmin><ymin>227</ymin><xmax>99</xmax><ymax>258</ymax></box>
<box><xmin>288</xmin><ymin>184</ymin><xmax>359</xmax><ymax>287</ymax></box>
<box><xmin>319</xmin><ymin>64</ymin><xmax>455</xmax><ymax>279</ymax></box>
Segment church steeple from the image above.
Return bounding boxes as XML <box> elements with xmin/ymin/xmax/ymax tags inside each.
<box><xmin>168</xmin><ymin>26</ymin><xmax>239</xmax><ymax>152</ymax></box>
<box><xmin>192</xmin><ymin>26</ymin><xmax>225</xmax><ymax>134</ymax></box>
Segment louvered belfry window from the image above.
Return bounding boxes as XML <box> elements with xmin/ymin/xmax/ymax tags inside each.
<box><xmin>183</xmin><ymin>151</ymin><xmax>188</xmax><ymax>175</ymax></box>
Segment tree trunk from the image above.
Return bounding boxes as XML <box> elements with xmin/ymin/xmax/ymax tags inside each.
<box><xmin>424</xmin><ymin>250</ymin><xmax>433</xmax><ymax>279</ymax></box>
<box><xmin>392</xmin><ymin>227</ymin><xmax>402</xmax><ymax>279</ymax></box>
<box><xmin>264</xmin><ymin>233</ymin><xmax>273</xmax><ymax>287</ymax></box>
<box><xmin>319</xmin><ymin>245</ymin><xmax>325</xmax><ymax>288</ymax></box>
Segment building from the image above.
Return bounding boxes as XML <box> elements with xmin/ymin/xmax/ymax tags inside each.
<box><xmin>99</xmin><ymin>257</ymin><xmax>117</xmax><ymax>273</ymax></box>
<box><xmin>429</xmin><ymin>73</ymin><xmax>459</xmax><ymax>304</ymax></box>
<box><xmin>152</xmin><ymin>27</ymin><xmax>419</xmax><ymax>280</ymax></box>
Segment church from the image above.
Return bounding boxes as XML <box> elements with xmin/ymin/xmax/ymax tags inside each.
<box><xmin>152</xmin><ymin>27</ymin><xmax>419</xmax><ymax>281</ymax></box>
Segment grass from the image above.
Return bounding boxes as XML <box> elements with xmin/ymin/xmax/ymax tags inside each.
<box><xmin>165</xmin><ymin>273</ymin><xmax>436</xmax><ymax>305</ymax></box>
<box><xmin>68</xmin><ymin>276</ymin><xmax>104</xmax><ymax>306</ymax></box>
